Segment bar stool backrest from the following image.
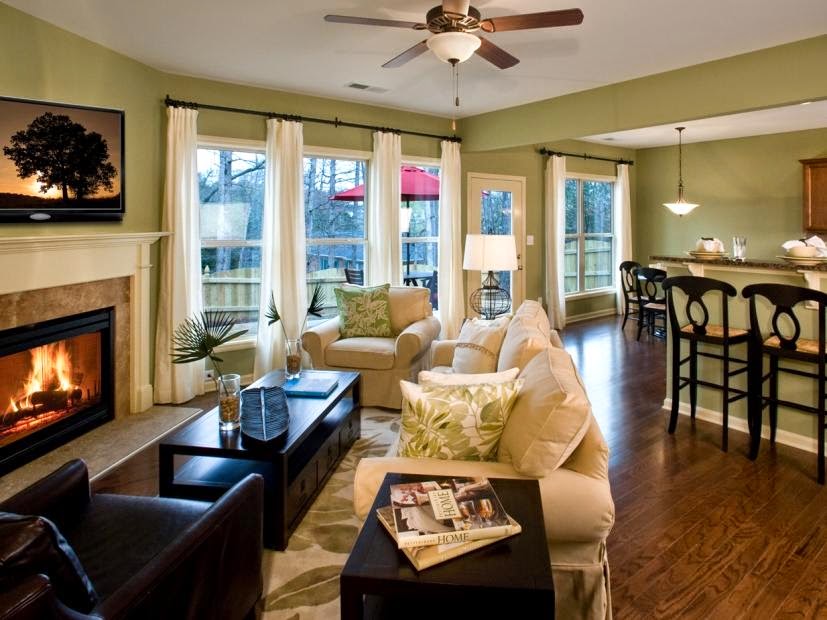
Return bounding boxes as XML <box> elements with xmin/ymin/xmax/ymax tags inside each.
<box><xmin>619</xmin><ymin>261</ymin><xmax>641</xmax><ymax>300</ymax></box>
<box><xmin>663</xmin><ymin>276</ymin><xmax>737</xmax><ymax>336</ymax></box>
<box><xmin>634</xmin><ymin>267</ymin><xmax>666</xmax><ymax>305</ymax></box>
<box><xmin>742</xmin><ymin>283</ymin><xmax>827</xmax><ymax>353</ymax></box>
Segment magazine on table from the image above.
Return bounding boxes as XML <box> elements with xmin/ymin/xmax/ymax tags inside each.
<box><xmin>376</xmin><ymin>505</ymin><xmax>521</xmax><ymax>570</ymax></box>
<box><xmin>389</xmin><ymin>477</ymin><xmax>518</xmax><ymax>549</ymax></box>
<box><xmin>282</xmin><ymin>372</ymin><xmax>338</xmax><ymax>398</ymax></box>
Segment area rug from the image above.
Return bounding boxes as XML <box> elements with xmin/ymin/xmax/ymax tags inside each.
<box><xmin>261</xmin><ymin>407</ymin><xmax>398</xmax><ymax>619</ymax></box>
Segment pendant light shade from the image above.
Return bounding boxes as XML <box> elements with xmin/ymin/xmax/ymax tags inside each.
<box><xmin>426</xmin><ymin>32</ymin><xmax>481</xmax><ymax>64</ymax></box>
<box><xmin>663</xmin><ymin>127</ymin><xmax>699</xmax><ymax>216</ymax></box>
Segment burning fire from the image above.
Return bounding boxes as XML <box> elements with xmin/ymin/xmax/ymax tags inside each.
<box><xmin>6</xmin><ymin>343</ymin><xmax>79</xmax><ymax>414</ymax></box>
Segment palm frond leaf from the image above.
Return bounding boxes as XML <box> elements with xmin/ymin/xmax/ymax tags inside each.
<box><xmin>171</xmin><ymin>311</ymin><xmax>247</xmax><ymax>365</ymax></box>
<box><xmin>265</xmin><ymin>292</ymin><xmax>281</xmax><ymax>326</ymax></box>
<box><xmin>307</xmin><ymin>282</ymin><xmax>327</xmax><ymax>318</ymax></box>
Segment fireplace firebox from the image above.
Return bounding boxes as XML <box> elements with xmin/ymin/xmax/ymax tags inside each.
<box><xmin>0</xmin><ymin>308</ymin><xmax>114</xmax><ymax>474</ymax></box>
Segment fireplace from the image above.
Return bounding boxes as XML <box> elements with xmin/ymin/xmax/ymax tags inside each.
<box><xmin>0</xmin><ymin>308</ymin><xmax>114</xmax><ymax>474</ymax></box>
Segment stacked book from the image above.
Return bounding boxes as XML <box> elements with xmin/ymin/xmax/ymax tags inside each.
<box><xmin>376</xmin><ymin>476</ymin><xmax>521</xmax><ymax>570</ymax></box>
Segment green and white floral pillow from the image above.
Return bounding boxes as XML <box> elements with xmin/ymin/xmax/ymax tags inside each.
<box><xmin>334</xmin><ymin>283</ymin><xmax>393</xmax><ymax>338</ymax></box>
<box><xmin>398</xmin><ymin>379</ymin><xmax>524</xmax><ymax>461</ymax></box>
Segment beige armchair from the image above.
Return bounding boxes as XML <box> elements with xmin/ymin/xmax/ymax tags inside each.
<box><xmin>302</xmin><ymin>286</ymin><xmax>441</xmax><ymax>409</ymax></box>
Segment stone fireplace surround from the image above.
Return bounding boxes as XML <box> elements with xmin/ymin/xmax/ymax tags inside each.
<box><xmin>0</xmin><ymin>233</ymin><xmax>167</xmax><ymax>416</ymax></box>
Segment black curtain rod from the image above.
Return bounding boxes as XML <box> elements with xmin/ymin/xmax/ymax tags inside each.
<box><xmin>539</xmin><ymin>147</ymin><xmax>634</xmax><ymax>166</ymax></box>
<box><xmin>165</xmin><ymin>95</ymin><xmax>461</xmax><ymax>143</ymax></box>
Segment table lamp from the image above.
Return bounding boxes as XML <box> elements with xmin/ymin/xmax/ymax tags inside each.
<box><xmin>463</xmin><ymin>234</ymin><xmax>518</xmax><ymax>319</ymax></box>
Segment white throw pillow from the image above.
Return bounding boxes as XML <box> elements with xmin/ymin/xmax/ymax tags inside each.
<box><xmin>451</xmin><ymin>316</ymin><xmax>511</xmax><ymax>374</ymax></box>
<box><xmin>418</xmin><ymin>367</ymin><xmax>519</xmax><ymax>386</ymax></box>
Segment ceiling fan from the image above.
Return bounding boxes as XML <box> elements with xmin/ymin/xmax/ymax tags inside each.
<box><xmin>324</xmin><ymin>1</ymin><xmax>584</xmax><ymax>69</ymax></box>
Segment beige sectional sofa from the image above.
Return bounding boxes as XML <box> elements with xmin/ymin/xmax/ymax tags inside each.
<box><xmin>302</xmin><ymin>286</ymin><xmax>441</xmax><ymax>409</ymax></box>
<box><xmin>353</xmin><ymin>301</ymin><xmax>615</xmax><ymax>620</ymax></box>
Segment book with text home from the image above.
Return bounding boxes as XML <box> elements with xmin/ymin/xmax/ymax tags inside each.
<box><xmin>282</xmin><ymin>373</ymin><xmax>339</xmax><ymax>398</ymax></box>
<box><xmin>376</xmin><ymin>505</ymin><xmax>521</xmax><ymax>570</ymax></box>
<box><xmin>389</xmin><ymin>477</ymin><xmax>518</xmax><ymax>549</ymax></box>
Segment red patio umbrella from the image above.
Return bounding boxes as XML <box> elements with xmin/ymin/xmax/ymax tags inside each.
<box><xmin>331</xmin><ymin>166</ymin><xmax>440</xmax><ymax>275</ymax></box>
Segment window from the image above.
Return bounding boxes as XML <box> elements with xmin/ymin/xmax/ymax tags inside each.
<box><xmin>400</xmin><ymin>164</ymin><xmax>440</xmax><ymax>307</ymax></box>
<box><xmin>304</xmin><ymin>155</ymin><xmax>367</xmax><ymax>318</ymax></box>
<box><xmin>197</xmin><ymin>145</ymin><xmax>265</xmax><ymax>336</ymax></box>
<box><xmin>564</xmin><ymin>176</ymin><xmax>614</xmax><ymax>295</ymax></box>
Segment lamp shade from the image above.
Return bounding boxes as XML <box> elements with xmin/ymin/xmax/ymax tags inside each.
<box><xmin>662</xmin><ymin>200</ymin><xmax>699</xmax><ymax>216</ymax></box>
<box><xmin>463</xmin><ymin>234</ymin><xmax>518</xmax><ymax>271</ymax></box>
<box><xmin>426</xmin><ymin>32</ymin><xmax>481</xmax><ymax>64</ymax></box>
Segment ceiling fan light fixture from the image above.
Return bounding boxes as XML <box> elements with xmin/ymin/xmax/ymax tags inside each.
<box><xmin>426</xmin><ymin>31</ymin><xmax>481</xmax><ymax>64</ymax></box>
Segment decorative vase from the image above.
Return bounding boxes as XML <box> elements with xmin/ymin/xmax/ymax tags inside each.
<box><xmin>285</xmin><ymin>339</ymin><xmax>302</xmax><ymax>380</ymax></box>
<box><xmin>217</xmin><ymin>373</ymin><xmax>241</xmax><ymax>431</ymax></box>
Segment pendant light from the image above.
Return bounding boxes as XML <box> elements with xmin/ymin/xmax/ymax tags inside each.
<box><xmin>663</xmin><ymin>127</ymin><xmax>699</xmax><ymax>216</ymax></box>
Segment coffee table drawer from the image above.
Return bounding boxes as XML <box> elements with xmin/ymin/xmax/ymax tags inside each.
<box><xmin>286</xmin><ymin>457</ymin><xmax>318</xmax><ymax>522</ymax></box>
<box><xmin>339</xmin><ymin>410</ymin><xmax>360</xmax><ymax>451</ymax></box>
<box><xmin>321</xmin><ymin>432</ymin><xmax>340</xmax><ymax>474</ymax></box>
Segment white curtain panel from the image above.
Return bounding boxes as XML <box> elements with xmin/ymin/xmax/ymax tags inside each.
<box><xmin>614</xmin><ymin>163</ymin><xmax>633</xmax><ymax>313</ymax></box>
<box><xmin>545</xmin><ymin>155</ymin><xmax>567</xmax><ymax>330</ymax></box>
<box><xmin>153</xmin><ymin>106</ymin><xmax>204</xmax><ymax>403</ymax></box>
<box><xmin>366</xmin><ymin>131</ymin><xmax>402</xmax><ymax>286</ymax></box>
<box><xmin>437</xmin><ymin>140</ymin><xmax>465</xmax><ymax>339</ymax></box>
<box><xmin>254</xmin><ymin>119</ymin><xmax>307</xmax><ymax>379</ymax></box>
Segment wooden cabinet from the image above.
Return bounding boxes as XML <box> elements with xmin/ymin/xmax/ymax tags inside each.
<box><xmin>802</xmin><ymin>158</ymin><xmax>827</xmax><ymax>232</ymax></box>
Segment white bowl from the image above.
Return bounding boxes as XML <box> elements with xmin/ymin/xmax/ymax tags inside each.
<box><xmin>787</xmin><ymin>245</ymin><xmax>820</xmax><ymax>258</ymax></box>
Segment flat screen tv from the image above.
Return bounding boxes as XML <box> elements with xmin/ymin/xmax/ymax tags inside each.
<box><xmin>0</xmin><ymin>96</ymin><xmax>124</xmax><ymax>222</ymax></box>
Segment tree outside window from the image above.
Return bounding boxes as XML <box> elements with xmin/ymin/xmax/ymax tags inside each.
<box><xmin>564</xmin><ymin>177</ymin><xmax>615</xmax><ymax>295</ymax></box>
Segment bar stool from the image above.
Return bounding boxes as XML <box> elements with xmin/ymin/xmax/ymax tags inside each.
<box><xmin>742</xmin><ymin>283</ymin><xmax>827</xmax><ymax>483</ymax></box>
<box><xmin>619</xmin><ymin>260</ymin><xmax>641</xmax><ymax>330</ymax></box>
<box><xmin>634</xmin><ymin>267</ymin><xmax>667</xmax><ymax>340</ymax></box>
<box><xmin>663</xmin><ymin>276</ymin><xmax>750</xmax><ymax>451</ymax></box>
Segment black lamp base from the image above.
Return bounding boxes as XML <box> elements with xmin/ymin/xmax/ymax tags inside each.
<box><xmin>469</xmin><ymin>271</ymin><xmax>511</xmax><ymax>320</ymax></box>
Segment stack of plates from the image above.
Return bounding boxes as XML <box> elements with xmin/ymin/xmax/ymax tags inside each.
<box><xmin>777</xmin><ymin>255</ymin><xmax>827</xmax><ymax>267</ymax></box>
<box><xmin>687</xmin><ymin>250</ymin><xmax>727</xmax><ymax>261</ymax></box>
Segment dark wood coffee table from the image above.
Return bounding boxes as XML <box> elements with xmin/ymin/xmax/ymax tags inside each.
<box><xmin>340</xmin><ymin>473</ymin><xmax>554</xmax><ymax>619</ymax></box>
<box><xmin>159</xmin><ymin>369</ymin><xmax>360</xmax><ymax>550</ymax></box>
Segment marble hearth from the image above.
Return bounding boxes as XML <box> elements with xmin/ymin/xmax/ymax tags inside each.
<box><xmin>0</xmin><ymin>233</ymin><xmax>167</xmax><ymax>414</ymax></box>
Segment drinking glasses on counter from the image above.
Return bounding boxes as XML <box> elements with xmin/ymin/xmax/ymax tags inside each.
<box><xmin>732</xmin><ymin>236</ymin><xmax>747</xmax><ymax>262</ymax></box>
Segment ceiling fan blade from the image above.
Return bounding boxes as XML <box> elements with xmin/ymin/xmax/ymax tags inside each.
<box><xmin>324</xmin><ymin>15</ymin><xmax>424</xmax><ymax>29</ymax></box>
<box><xmin>479</xmin><ymin>8</ymin><xmax>583</xmax><ymax>33</ymax></box>
<box><xmin>382</xmin><ymin>40</ymin><xmax>430</xmax><ymax>68</ymax></box>
<box><xmin>475</xmin><ymin>37</ymin><xmax>519</xmax><ymax>69</ymax></box>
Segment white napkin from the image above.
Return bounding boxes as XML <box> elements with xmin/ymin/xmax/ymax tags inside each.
<box><xmin>782</xmin><ymin>235</ymin><xmax>827</xmax><ymax>256</ymax></box>
<box><xmin>695</xmin><ymin>238</ymin><xmax>725</xmax><ymax>252</ymax></box>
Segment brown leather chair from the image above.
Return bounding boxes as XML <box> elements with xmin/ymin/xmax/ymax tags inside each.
<box><xmin>0</xmin><ymin>459</ymin><xmax>263</xmax><ymax>619</ymax></box>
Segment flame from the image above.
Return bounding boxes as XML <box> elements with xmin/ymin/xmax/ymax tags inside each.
<box><xmin>5</xmin><ymin>342</ymin><xmax>77</xmax><ymax>414</ymax></box>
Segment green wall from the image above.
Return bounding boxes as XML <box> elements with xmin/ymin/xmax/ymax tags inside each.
<box><xmin>635</xmin><ymin>128</ymin><xmax>827</xmax><ymax>264</ymax></box>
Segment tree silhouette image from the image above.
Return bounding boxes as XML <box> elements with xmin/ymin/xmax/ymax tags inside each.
<box><xmin>3</xmin><ymin>112</ymin><xmax>117</xmax><ymax>202</ymax></box>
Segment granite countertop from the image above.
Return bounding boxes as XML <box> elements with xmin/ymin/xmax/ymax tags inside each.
<box><xmin>650</xmin><ymin>255</ymin><xmax>827</xmax><ymax>272</ymax></box>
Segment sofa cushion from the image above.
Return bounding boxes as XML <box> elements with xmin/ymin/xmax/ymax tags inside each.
<box><xmin>498</xmin><ymin>320</ymin><xmax>549</xmax><ymax>373</ymax></box>
<box><xmin>418</xmin><ymin>367</ymin><xmax>520</xmax><ymax>386</ymax></box>
<box><xmin>510</xmin><ymin>300</ymin><xmax>551</xmax><ymax>339</ymax></box>
<box><xmin>498</xmin><ymin>346</ymin><xmax>592</xmax><ymax>476</ymax></box>
<box><xmin>452</xmin><ymin>316</ymin><xmax>510</xmax><ymax>373</ymax></box>
<box><xmin>325</xmin><ymin>337</ymin><xmax>395</xmax><ymax>370</ymax></box>
<box><xmin>398</xmin><ymin>379</ymin><xmax>523</xmax><ymax>461</ymax></box>
<box><xmin>388</xmin><ymin>286</ymin><xmax>431</xmax><ymax>335</ymax></box>
<box><xmin>334</xmin><ymin>284</ymin><xmax>393</xmax><ymax>338</ymax></box>
<box><xmin>0</xmin><ymin>512</ymin><xmax>98</xmax><ymax>613</ymax></box>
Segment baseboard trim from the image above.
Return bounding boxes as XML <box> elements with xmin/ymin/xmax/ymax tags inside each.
<box><xmin>567</xmin><ymin>308</ymin><xmax>617</xmax><ymax>324</ymax></box>
<box><xmin>662</xmin><ymin>398</ymin><xmax>819</xmax><ymax>455</ymax></box>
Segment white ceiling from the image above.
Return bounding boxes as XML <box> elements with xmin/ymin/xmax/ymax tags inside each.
<box><xmin>5</xmin><ymin>0</ymin><xmax>827</xmax><ymax>118</ymax></box>
<box><xmin>581</xmin><ymin>100</ymin><xmax>827</xmax><ymax>149</ymax></box>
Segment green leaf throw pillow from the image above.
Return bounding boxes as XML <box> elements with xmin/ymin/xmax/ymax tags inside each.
<box><xmin>398</xmin><ymin>379</ymin><xmax>524</xmax><ymax>461</ymax></box>
<box><xmin>334</xmin><ymin>283</ymin><xmax>393</xmax><ymax>338</ymax></box>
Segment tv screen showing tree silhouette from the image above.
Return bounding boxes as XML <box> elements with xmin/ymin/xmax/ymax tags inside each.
<box><xmin>0</xmin><ymin>97</ymin><xmax>124</xmax><ymax>222</ymax></box>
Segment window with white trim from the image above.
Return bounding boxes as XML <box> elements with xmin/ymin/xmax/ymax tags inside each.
<box><xmin>197</xmin><ymin>144</ymin><xmax>265</xmax><ymax>335</ymax></box>
<box><xmin>400</xmin><ymin>163</ymin><xmax>440</xmax><ymax>307</ymax></box>
<box><xmin>564</xmin><ymin>176</ymin><xmax>615</xmax><ymax>295</ymax></box>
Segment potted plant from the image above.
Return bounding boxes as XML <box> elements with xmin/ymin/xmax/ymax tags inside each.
<box><xmin>171</xmin><ymin>311</ymin><xmax>247</xmax><ymax>430</ymax></box>
<box><xmin>265</xmin><ymin>282</ymin><xmax>327</xmax><ymax>379</ymax></box>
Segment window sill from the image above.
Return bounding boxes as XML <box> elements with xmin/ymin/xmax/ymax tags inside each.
<box><xmin>214</xmin><ymin>337</ymin><xmax>257</xmax><ymax>353</ymax></box>
<box><xmin>565</xmin><ymin>288</ymin><xmax>616</xmax><ymax>301</ymax></box>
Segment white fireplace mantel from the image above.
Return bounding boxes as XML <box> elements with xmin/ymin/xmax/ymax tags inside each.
<box><xmin>0</xmin><ymin>232</ymin><xmax>169</xmax><ymax>413</ymax></box>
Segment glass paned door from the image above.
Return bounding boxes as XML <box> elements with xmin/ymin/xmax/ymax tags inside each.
<box><xmin>467</xmin><ymin>174</ymin><xmax>526</xmax><ymax>315</ymax></box>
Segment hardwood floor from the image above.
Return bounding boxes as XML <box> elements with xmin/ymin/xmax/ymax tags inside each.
<box><xmin>93</xmin><ymin>316</ymin><xmax>827</xmax><ymax>618</ymax></box>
